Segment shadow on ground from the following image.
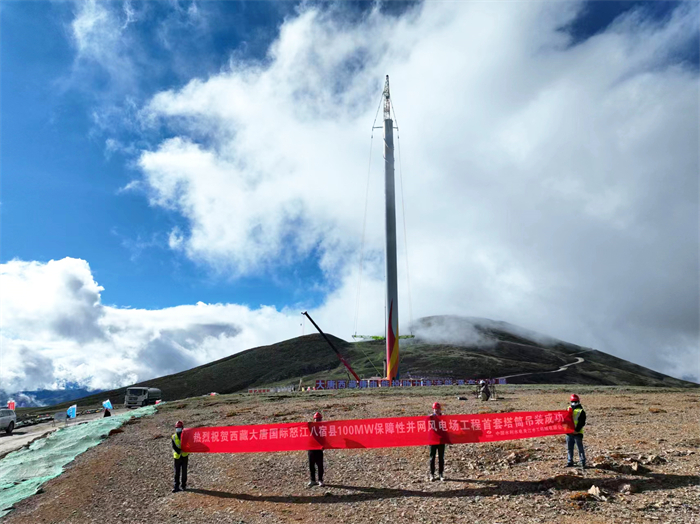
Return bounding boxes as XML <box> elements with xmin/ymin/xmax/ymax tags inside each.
<box><xmin>186</xmin><ymin>472</ymin><xmax>700</xmax><ymax>504</ymax></box>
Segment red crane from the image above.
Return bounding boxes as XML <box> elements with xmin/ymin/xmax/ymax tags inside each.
<box><xmin>302</xmin><ymin>312</ymin><xmax>361</xmax><ymax>382</ymax></box>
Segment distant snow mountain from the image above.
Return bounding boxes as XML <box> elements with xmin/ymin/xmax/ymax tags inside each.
<box><xmin>0</xmin><ymin>388</ymin><xmax>105</xmax><ymax>408</ymax></box>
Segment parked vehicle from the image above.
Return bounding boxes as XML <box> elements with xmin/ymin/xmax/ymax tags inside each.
<box><xmin>0</xmin><ymin>408</ymin><xmax>17</xmax><ymax>435</ymax></box>
<box><xmin>124</xmin><ymin>387</ymin><xmax>162</xmax><ymax>408</ymax></box>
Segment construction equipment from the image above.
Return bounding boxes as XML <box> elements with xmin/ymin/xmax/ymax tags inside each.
<box><xmin>301</xmin><ymin>312</ymin><xmax>361</xmax><ymax>382</ymax></box>
<box><xmin>351</xmin><ymin>334</ymin><xmax>415</xmax><ymax>341</ymax></box>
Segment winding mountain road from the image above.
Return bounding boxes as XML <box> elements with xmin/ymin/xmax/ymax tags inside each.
<box><xmin>499</xmin><ymin>356</ymin><xmax>585</xmax><ymax>380</ymax></box>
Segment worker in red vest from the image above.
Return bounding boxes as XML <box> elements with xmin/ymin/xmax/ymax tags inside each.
<box><xmin>172</xmin><ymin>420</ymin><xmax>189</xmax><ymax>492</ymax></box>
<box><xmin>308</xmin><ymin>412</ymin><xmax>325</xmax><ymax>487</ymax></box>
<box><xmin>429</xmin><ymin>402</ymin><xmax>445</xmax><ymax>481</ymax></box>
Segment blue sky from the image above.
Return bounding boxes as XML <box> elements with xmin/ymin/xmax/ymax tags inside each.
<box><xmin>1</xmin><ymin>1</ymin><xmax>698</xmax><ymax>392</ymax></box>
<box><xmin>1</xmin><ymin>0</ymin><xmax>430</xmax><ymax>311</ymax></box>
<box><xmin>2</xmin><ymin>1</ymin><xmax>302</xmax><ymax>309</ymax></box>
<box><xmin>3</xmin><ymin>0</ymin><xmax>692</xmax><ymax>310</ymax></box>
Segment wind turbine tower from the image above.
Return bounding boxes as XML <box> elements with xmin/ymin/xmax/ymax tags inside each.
<box><xmin>383</xmin><ymin>75</ymin><xmax>399</xmax><ymax>381</ymax></box>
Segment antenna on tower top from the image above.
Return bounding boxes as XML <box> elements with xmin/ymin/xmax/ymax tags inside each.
<box><xmin>383</xmin><ymin>75</ymin><xmax>391</xmax><ymax>121</ymax></box>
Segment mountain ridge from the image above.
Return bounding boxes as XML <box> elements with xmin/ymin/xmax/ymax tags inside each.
<box><xmin>14</xmin><ymin>316</ymin><xmax>696</xmax><ymax>415</ymax></box>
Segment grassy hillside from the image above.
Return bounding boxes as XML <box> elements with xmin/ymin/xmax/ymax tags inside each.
<box><xmin>17</xmin><ymin>333</ymin><xmax>347</xmax><ymax>417</ymax></box>
<box><xmin>16</xmin><ymin>316</ymin><xmax>696</xmax><ymax>417</ymax></box>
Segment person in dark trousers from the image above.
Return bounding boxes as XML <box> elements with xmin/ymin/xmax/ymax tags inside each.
<box><xmin>478</xmin><ymin>380</ymin><xmax>491</xmax><ymax>401</ymax></box>
<box><xmin>429</xmin><ymin>402</ymin><xmax>445</xmax><ymax>481</ymax></box>
<box><xmin>103</xmin><ymin>408</ymin><xmax>111</xmax><ymax>417</ymax></box>
<box><xmin>308</xmin><ymin>412</ymin><xmax>324</xmax><ymax>487</ymax></box>
<box><xmin>566</xmin><ymin>394</ymin><xmax>587</xmax><ymax>468</ymax></box>
<box><xmin>172</xmin><ymin>420</ymin><xmax>189</xmax><ymax>492</ymax></box>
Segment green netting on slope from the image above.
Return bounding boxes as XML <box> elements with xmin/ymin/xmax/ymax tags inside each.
<box><xmin>0</xmin><ymin>406</ymin><xmax>156</xmax><ymax>519</ymax></box>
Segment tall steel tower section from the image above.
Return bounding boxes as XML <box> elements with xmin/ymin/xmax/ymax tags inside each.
<box><xmin>383</xmin><ymin>76</ymin><xmax>399</xmax><ymax>381</ymax></box>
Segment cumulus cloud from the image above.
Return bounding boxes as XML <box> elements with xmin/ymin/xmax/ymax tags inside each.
<box><xmin>4</xmin><ymin>3</ymin><xmax>696</xmax><ymax>394</ymax></box>
<box><xmin>129</xmin><ymin>2</ymin><xmax>698</xmax><ymax>382</ymax></box>
<box><xmin>14</xmin><ymin>348</ymin><xmax>56</xmax><ymax>393</ymax></box>
<box><xmin>1</xmin><ymin>258</ymin><xmax>105</xmax><ymax>344</ymax></box>
<box><xmin>66</xmin><ymin>0</ymin><xmax>221</xmax><ymax>137</ymax></box>
<box><xmin>0</xmin><ymin>258</ymin><xmax>303</xmax><ymax>392</ymax></box>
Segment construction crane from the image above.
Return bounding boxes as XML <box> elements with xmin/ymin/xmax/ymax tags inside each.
<box><xmin>301</xmin><ymin>312</ymin><xmax>361</xmax><ymax>382</ymax></box>
<box><xmin>351</xmin><ymin>334</ymin><xmax>414</xmax><ymax>341</ymax></box>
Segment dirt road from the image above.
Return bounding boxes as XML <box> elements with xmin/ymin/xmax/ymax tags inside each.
<box><xmin>500</xmin><ymin>356</ymin><xmax>586</xmax><ymax>380</ymax></box>
<box><xmin>0</xmin><ymin>408</ymin><xmax>126</xmax><ymax>459</ymax></box>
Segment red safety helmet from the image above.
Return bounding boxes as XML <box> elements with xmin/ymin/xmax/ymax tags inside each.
<box><xmin>175</xmin><ymin>420</ymin><xmax>184</xmax><ymax>428</ymax></box>
<box><xmin>313</xmin><ymin>412</ymin><xmax>323</xmax><ymax>421</ymax></box>
<box><xmin>432</xmin><ymin>402</ymin><xmax>441</xmax><ymax>410</ymax></box>
<box><xmin>570</xmin><ymin>394</ymin><xmax>580</xmax><ymax>402</ymax></box>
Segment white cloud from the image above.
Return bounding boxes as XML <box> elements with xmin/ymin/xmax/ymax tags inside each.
<box><xmin>7</xmin><ymin>3</ymin><xmax>695</xmax><ymax>393</ymax></box>
<box><xmin>129</xmin><ymin>2</ymin><xmax>698</xmax><ymax>382</ymax></box>
<box><xmin>1</xmin><ymin>258</ymin><xmax>105</xmax><ymax>344</ymax></box>
<box><xmin>66</xmin><ymin>0</ymin><xmax>215</xmax><ymax>135</ymax></box>
<box><xmin>122</xmin><ymin>0</ymin><xmax>137</xmax><ymax>30</ymax></box>
<box><xmin>70</xmin><ymin>0</ymin><xmax>134</xmax><ymax>90</ymax></box>
<box><xmin>0</xmin><ymin>258</ymin><xmax>305</xmax><ymax>392</ymax></box>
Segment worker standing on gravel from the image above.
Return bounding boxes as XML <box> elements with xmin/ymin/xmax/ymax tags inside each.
<box><xmin>428</xmin><ymin>402</ymin><xmax>446</xmax><ymax>481</ymax></box>
<box><xmin>172</xmin><ymin>420</ymin><xmax>189</xmax><ymax>492</ymax></box>
<box><xmin>566</xmin><ymin>394</ymin><xmax>587</xmax><ymax>468</ymax></box>
<box><xmin>479</xmin><ymin>380</ymin><xmax>491</xmax><ymax>401</ymax></box>
<box><xmin>308</xmin><ymin>412</ymin><xmax>325</xmax><ymax>487</ymax></box>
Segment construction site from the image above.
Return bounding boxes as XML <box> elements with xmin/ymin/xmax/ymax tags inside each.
<box><xmin>1</xmin><ymin>386</ymin><xmax>698</xmax><ymax>524</ymax></box>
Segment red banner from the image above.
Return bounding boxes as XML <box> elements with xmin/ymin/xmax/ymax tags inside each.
<box><xmin>182</xmin><ymin>410</ymin><xmax>573</xmax><ymax>453</ymax></box>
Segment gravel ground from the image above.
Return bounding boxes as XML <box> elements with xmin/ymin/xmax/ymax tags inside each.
<box><xmin>3</xmin><ymin>387</ymin><xmax>699</xmax><ymax>524</ymax></box>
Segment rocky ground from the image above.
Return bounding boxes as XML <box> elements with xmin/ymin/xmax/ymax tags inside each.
<box><xmin>3</xmin><ymin>386</ymin><xmax>699</xmax><ymax>524</ymax></box>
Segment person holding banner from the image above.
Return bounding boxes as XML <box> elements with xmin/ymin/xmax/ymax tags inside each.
<box><xmin>172</xmin><ymin>421</ymin><xmax>189</xmax><ymax>492</ymax></box>
<box><xmin>565</xmin><ymin>394</ymin><xmax>587</xmax><ymax>468</ymax></box>
<box><xmin>308</xmin><ymin>412</ymin><xmax>325</xmax><ymax>487</ymax></box>
<box><xmin>429</xmin><ymin>402</ymin><xmax>446</xmax><ymax>481</ymax></box>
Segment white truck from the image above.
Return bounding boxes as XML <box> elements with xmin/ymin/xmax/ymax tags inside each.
<box><xmin>124</xmin><ymin>387</ymin><xmax>162</xmax><ymax>408</ymax></box>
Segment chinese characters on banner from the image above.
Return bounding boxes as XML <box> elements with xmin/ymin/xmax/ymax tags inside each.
<box><xmin>182</xmin><ymin>410</ymin><xmax>573</xmax><ymax>453</ymax></box>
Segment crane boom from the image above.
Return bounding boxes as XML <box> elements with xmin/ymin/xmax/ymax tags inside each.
<box><xmin>301</xmin><ymin>312</ymin><xmax>361</xmax><ymax>382</ymax></box>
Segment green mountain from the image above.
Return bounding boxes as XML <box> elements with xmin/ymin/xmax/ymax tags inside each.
<box><xmin>19</xmin><ymin>316</ymin><xmax>696</xmax><ymax>415</ymax></box>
